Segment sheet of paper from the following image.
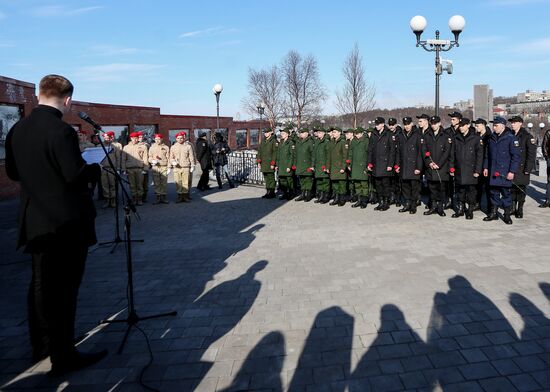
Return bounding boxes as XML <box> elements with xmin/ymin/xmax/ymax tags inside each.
<box><xmin>81</xmin><ymin>147</ymin><xmax>108</xmax><ymax>165</ymax></box>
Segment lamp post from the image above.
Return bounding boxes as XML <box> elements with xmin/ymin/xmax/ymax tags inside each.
<box><xmin>213</xmin><ymin>83</ymin><xmax>223</xmax><ymax>139</ymax></box>
<box><xmin>410</xmin><ymin>15</ymin><xmax>465</xmax><ymax>116</ymax></box>
<box><xmin>540</xmin><ymin>122</ymin><xmax>546</xmax><ymax>144</ymax></box>
<box><xmin>257</xmin><ymin>102</ymin><xmax>265</xmax><ymax>131</ymax></box>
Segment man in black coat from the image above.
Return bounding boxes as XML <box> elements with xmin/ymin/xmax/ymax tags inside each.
<box><xmin>396</xmin><ymin>117</ymin><xmax>423</xmax><ymax>214</ymax></box>
<box><xmin>450</xmin><ymin>118</ymin><xmax>484</xmax><ymax>219</ymax></box>
<box><xmin>387</xmin><ymin>118</ymin><xmax>402</xmax><ymax>206</ymax></box>
<box><xmin>212</xmin><ymin>132</ymin><xmax>235</xmax><ymax>189</ymax></box>
<box><xmin>5</xmin><ymin>75</ymin><xmax>107</xmax><ymax>375</ymax></box>
<box><xmin>541</xmin><ymin>128</ymin><xmax>550</xmax><ymax>208</ymax></box>
<box><xmin>474</xmin><ymin>118</ymin><xmax>492</xmax><ymax>211</ymax></box>
<box><xmin>367</xmin><ymin>117</ymin><xmax>397</xmax><ymax>211</ymax></box>
<box><xmin>509</xmin><ymin>116</ymin><xmax>537</xmax><ymax>218</ymax></box>
<box><xmin>196</xmin><ymin>131</ymin><xmax>213</xmax><ymax>191</ymax></box>
<box><xmin>422</xmin><ymin>116</ymin><xmax>453</xmax><ymax>217</ymax></box>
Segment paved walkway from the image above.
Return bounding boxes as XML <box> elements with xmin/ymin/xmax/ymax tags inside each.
<box><xmin>1</xmin><ymin>169</ymin><xmax>549</xmax><ymax>392</ymax></box>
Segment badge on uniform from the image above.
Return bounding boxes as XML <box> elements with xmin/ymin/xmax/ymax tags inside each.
<box><xmin>291</xmin><ymin>145</ymin><xmax>295</xmax><ymax>149</ymax></box>
<box><xmin>514</xmin><ymin>140</ymin><xmax>520</xmax><ymax>147</ymax></box>
<box><xmin>448</xmin><ymin>138</ymin><xmax>452</xmax><ymax>144</ymax></box>
<box><xmin>531</xmin><ymin>138</ymin><xmax>536</xmax><ymax>144</ymax></box>
<box><xmin>480</xmin><ymin>140</ymin><xmax>483</xmax><ymax>145</ymax></box>
<box><xmin>420</xmin><ymin>138</ymin><xmax>424</xmax><ymax>144</ymax></box>
<box><xmin>344</xmin><ymin>144</ymin><xmax>349</xmax><ymax>149</ymax></box>
<box><xmin>392</xmin><ymin>136</ymin><xmax>396</xmax><ymax>141</ymax></box>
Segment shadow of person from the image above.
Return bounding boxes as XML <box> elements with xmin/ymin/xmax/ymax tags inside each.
<box><xmin>427</xmin><ymin>275</ymin><xmax>519</xmax><ymax>389</ymax></box>
<box><xmin>218</xmin><ymin>331</ymin><xmax>285</xmax><ymax>392</ymax></box>
<box><xmin>350</xmin><ymin>304</ymin><xmax>433</xmax><ymax>392</ymax></box>
<box><xmin>540</xmin><ymin>282</ymin><xmax>550</xmax><ymax>302</ymax></box>
<box><xmin>509</xmin><ymin>293</ymin><xmax>550</xmax><ymax>341</ymax></box>
<box><xmin>288</xmin><ymin>306</ymin><xmax>354</xmax><ymax>392</ymax></box>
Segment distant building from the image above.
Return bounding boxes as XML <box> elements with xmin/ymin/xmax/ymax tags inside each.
<box><xmin>517</xmin><ymin>90</ymin><xmax>550</xmax><ymax>103</ymax></box>
<box><xmin>453</xmin><ymin>99</ymin><xmax>473</xmax><ymax>112</ymax></box>
<box><xmin>474</xmin><ymin>85</ymin><xmax>493</xmax><ymax>121</ymax></box>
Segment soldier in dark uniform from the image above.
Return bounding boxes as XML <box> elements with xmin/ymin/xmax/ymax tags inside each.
<box><xmin>509</xmin><ymin>116</ymin><xmax>537</xmax><ymax>218</ymax></box>
<box><xmin>541</xmin><ymin>127</ymin><xmax>550</xmax><ymax>208</ymax></box>
<box><xmin>474</xmin><ymin>118</ymin><xmax>492</xmax><ymax>212</ymax></box>
<box><xmin>349</xmin><ymin>127</ymin><xmax>370</xmax><ymax>208</ymax></box>
<box><xmin>327</xmin><ymin>127</ymin><xmax>348</xmax><ymax>206</ymax></box>
<box><xmin>196</xmin><ymin>131</ymin><xmax>213</xmax><ymax>191</ymax></box>
<box><xmin>388</xmin><ymin>118</ymin><xmax>402</xmax><ymax>206</ymax></box>
<box><xmin>367</xmin><ymin>117</ymin><xmax>397</xmax><ymax>211</ymax></box>
<box><xmin>416</xmin><ymin>114</ymin><xmax>431</xmax><ymax>206</ymax></box>
<box><xmin>313</xmin><ymin>126</ymin><xmax>331</xmax><ymax>204</ymax></box>
<box><xmin>294</xmin><ymin>127</ymin><xmax>315</xmax><ymax>202</ymax></box>
<box><xmin>422</xmin><ymin>115</ymin><xmax>453</xmax><ymax>217</ymax></box>
<box><xmin>275</xmin><ymin>128</ymin><xmax>296</xmax><ymax>200</ymax></box>
<box><xmin>344</xmin><ymin>128</ymin><xmax>355</xmax><ymax>202</ymax></box>
<box><xmin>446</xmin><ymin>111</ymin><xmax>462</xmax><ymax>136</ymax></box>
<box><xmin>445</xmin><ymin>111</ymin><xmax>462</xmax><ymax>209</ymax></box>
<box><xmin>256</xmin><ymin>128</ymin><xmax>278</xmax><ymax>199</ymax></box>
<box><xmin>483</xmin><ymin>116</ymin><xmax>521</xmax><ymax>224</ymax></box>
<box><xmin>450</xmin><ymin>118</ymin><xmax>483</xmax><ymax>220</ymax></box>
<box><xmin>396</xmin><ymin>117</ymin><xmax>423</xmax><ymax>214</ymax></box>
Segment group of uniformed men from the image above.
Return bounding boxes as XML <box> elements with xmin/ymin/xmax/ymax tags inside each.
<box><xmin>257</xmin><ymin>111</ymin><xmax>541</xmax><ymax>225</ymax></box>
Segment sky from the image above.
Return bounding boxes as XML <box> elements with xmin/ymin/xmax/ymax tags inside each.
<box><xmin>1</xmin><ymin>0</ymin><xmax>550</xmax><ymax>119</ymax></box>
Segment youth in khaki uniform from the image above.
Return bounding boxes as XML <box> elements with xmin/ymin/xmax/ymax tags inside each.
<box><xmin>148</xmin><ymin>133</ymin><xmax>170</xmax><ymax>204</ymax></box>
<box><xmin>169</xmin><ymin>131</ymin><xmax>197</xmax><ymax>203</ymax></box>
<box><xmin>138</xmin><ymin>132</ymin><xmax>150</xmax><ymax>203</ymax></box>
<box><xmin>122</xmin><ymin>132</ymin><xmax>148</xmax><ymax>205</ymax></box>
<box><xmin>100</xmin><ymin>131</ymin><xmax>122</xmax><ymax>208</ymax></box>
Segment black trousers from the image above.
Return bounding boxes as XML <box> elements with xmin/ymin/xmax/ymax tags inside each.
<box><xmin>28</xmin><ymin>239</ymin><xmax>87</xmax><ymax>365</ymax></box>
<box><xmin>476</xmin><ymin>176</ymin><xmax>491</xmax><ymax>208</ymax></box>
<box><xmin>428</xmin><ymin>180</ymin><xmax>447</xmax><ymax>203</ymax></box>
<box><xmin>402</xmin><ymin>179</ymin><xmax>421</xmax><ymax>203</ymax></box>
<box><xmin>198</xmin><ymin>168</ymin><xmax>210</xmax><ymax>189</ymax></box>
<box><xmin>511</xmin><ymin>184</ymin><xmax>527</xmax><ymax>203</ymax></box>
<box><xmin>457</xmin><ymin>184</ymin><xmax>477</xmax><ymax>205</ymax></box>
<box><xmin>374</xmin><ymin>177</ymin><xmax>391</xmax><ymax>198</ymax></box>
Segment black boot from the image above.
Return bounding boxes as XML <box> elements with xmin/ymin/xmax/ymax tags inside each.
<box><xmin>423</xmin><ymin>204</ymin><xmax>437</xmax><ymax>215</ymax></box>
<box><xmin>437</xmin><ymin>202</ymin><xmax>447</xmax><ymax>217</ymax></box>
<box><xmin>265</xmin><ymin>189</ymin><xmax>276</xmax><ymax>199</ymax></box>
<box><xmin>320</xmin><ymin>192</ymin><xmax>331</xmax><ymax>204</ymax></box>
<box><xmin>304</xmin><ymin>191</ymin><xmax>313</xmax><ymax>202</ymax></box>
<box><xmin>351</xmin><ymin>194</ymin><xmax>358</xmax><ymax>203</ymax></box>
<box><xmin>473</xmin><ymin>202</ymin><xmax>481</xmax><ymax>211</ymax></box>
<box><xmin>360</xmin><ymin>196</ymin><xmax>369</xmax><ymax>209</ymax></box>
<box><xmin>452</xmin><ymin>203</ymin><xmax>465</xmax><ymax>218</ymax></box>
<box><xmin>374</xmin><ymin>198</ymin><xmax>384</xmax><ymax>210</ymax></box>
<box><xmin>398</xmin><ymin>201</ymin><xmax>410</xmax><ymax>213</ymax></box>
<box><xmin>225</xmin><ymin>173</ymin><xmax>235</xmax><ymax>188</ymax></box>
<box><xmin>465</xmin><ymin>204</ymin><xmax>474</xmax><ymax>220</ymax></box>
<box><xmin>503</xmin><ymin>206</ymin><xmax>513</xmax><ymax>225</ymax></box>
<box><xmin>351</xmin><ymin>196</ymin><xmax>362</xmax><ymax>208</ymax></box>
<box><xmin>409</xmin><ymin>202</ymin><xmax>418</xmax><ymax>214</ymax></box>
<box><xmin>370</xmin><ymin>194</ymin><xmax>378</xmax><ymax>205</ymax></box>
<box><xmin>539</xmin><ymin>199</ymin><xmax>550</xmax><ymax>208</ymax></box>
<box><xmin>314</xmin><ymin>191</ymin><xmax>323</xmax><ymax>203</ymax></box>
<box><xmin>510</xmin><ymin>201</ymin><xmax>517</xmax><ymax>215</ymax></box>
<box><xmin>515</xmin><ymin>201</ymin><xmax>524</xmax><ymax>219</ymax></box>
<box><xmin>261</xmin><ymin>189</ymin><xmax>269</xmax><ymax>198</ymax></box>
<box><xmin>379</xmin><ymin>197</ymin><xmax>390</xmax><ymax>211</ymax></box>
<box><xmin>330</xmin><ymin>194</ymin><xmax>340</xmax><ymax>206</ymax></box>
<box><xmin>278</xmin><ymin>187</ymin><xmax>287</xmax><ymax>200</ymax></box>
<box><xmin>483</xmin><ymin>206</ymin><xmax>499</xmax><ymax>221</ymax></box>
<box><xmin>295</xmin><ymin>191</ymin><xmax>306</xmax><ymax>202</ymax></box>
<box><xmin>338</xmin><ymin>195</ymin><xmax>347</xmax><ymax>207</ymax></box>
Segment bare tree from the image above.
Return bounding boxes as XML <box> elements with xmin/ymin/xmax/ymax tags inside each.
<box><xmin>282</xmin><ymin>50</ymin><xmax>326</xmax><ymax>128</ymax></box>
<box><xmin>242</xmin><ymin>65</ymin><xmax>284</xmax><ymax>130</ymax></box>
<box><xmin>335</xmin><ymin>43</ymin><xmax>376</xmax><ymax>128</ymax></box>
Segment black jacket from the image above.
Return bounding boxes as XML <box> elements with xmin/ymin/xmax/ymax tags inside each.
<box><xmin>543</xmin><ymin>129</ymin><xmax>550</xmax><ymax>159</ymax></box>
<box><xmin>213</xmin><ymin>140</ymin><xmax>231</xmax><ymax>166</ymax></box>
<box><xmin>453</xmin><ymin>129</ymin><xmax>484</xmax><ymax>185</ymax></box>
<box><xmin>6</xmin><ymin>105</ymin><xmax>100</xmax><ymax>250</ymax></box>
<box><xmin>196</xmin><ymin>137</ymin><xmax>213</xmax><ymax>170</ymax></box>
<box><xmin>422</xmin><ymin>128</ymin><xmax>453</xmax><ymax>182</ymax></box>
<box><xmin>367</xmin><ymin>127</ymin><xmax>397</xmax><ymax>178</ymax></box>
<box><xmin>512</xmin><ymin>128</ymin><xmax>537</xmax><ymax>186</ymax></box>
<box><xmin>396</xmin><ymin>127</ymin><xmax>423</xmax><ymax>180</ymax></box>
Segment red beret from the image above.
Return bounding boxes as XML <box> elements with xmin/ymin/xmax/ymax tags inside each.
<box><xmin>154</xmin><ymin>133</ymin><xmax>163</xmax><ymax>139</ymax></box>
<box><xmin>105</xmin><ymin>131</ymin><xmax>115</xmax><ymax>138</ymax></box>
<box><xmin>130</xmin><ymin>132</ymin><xmax>140</xmax><ymax>138</ymax></box>
<box><xmin>176</xmin><ymin>132</ymin><xmax>187</xmax><ymax>138</ymax></box>
<box><xmin>137</xmin><ymin>131</ymin><xmax>143</xmax><ymax>136</ymax></box>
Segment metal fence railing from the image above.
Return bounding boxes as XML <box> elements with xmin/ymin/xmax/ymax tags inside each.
<box><xmin>227</xmin><ymin>150</ymin><xmax>265</xmax><ymax>185</ymax></box>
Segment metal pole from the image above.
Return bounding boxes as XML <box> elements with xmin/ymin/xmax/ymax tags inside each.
<box><xmin>434</xmin><ymin>30</ymin><xmax>441</xmax><ymax>116</ymax></box>
<box><xmin>216</xmin><ymin>93</ymin><xmax>220</xmax><ymax>136</ymax></box>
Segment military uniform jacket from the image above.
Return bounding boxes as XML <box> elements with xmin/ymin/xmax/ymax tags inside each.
<box><xmin>148</xmin><ymin>143</ymin><xmax>170</xmax><ymax>167</ymax></box>
<box><xmin>122</xmin><ymin>142</ymin><xmax>148</xmax><ymax>170</ymax></box>
<box><xmin>327</xmin><ymin>136</ymin><xmax>348</xmax><ymax>180</ymax></box>
<box><xmin>313</xmin><ymin>136</ymin><xmax>330</xmax><ymax>178</ymax></box>
<box><xmin>397</xmin><ymin>129</ymin><xmax>423</xmax><ymax>180</ymax></box>
<box><xmin>349</xmin><ymin>137</ymin><xmax>369</xmax><ymax>181</ymax></box>
<box><xmin>513</xmin><ymin>128</ymin><xmax>537</xmax><ymax>186</ymax></box>
<box><xmin>453</xmin><ymin>130</ymin><xmax>483</xmax><ymax>185</ymax></box>
<box><xmin>5</xmin><ymin>105</ymin><xmax>100</xmax><ymax>249</ymax></box>
<box><xmin>367</xmin><ymin>127</ymin><xmax>396</xmax><ymax>178</ymax></box>
<box><xmin>483</xmin><ymin>129</ymin><xmax>521</xmax><ymax>187</ymax></box>
<box><xmin>196</xmin><ymin>138</ymin><xmax>213</xmax><ymax>171</ymax></box>
<box><xmin>169</xmin><ymin>142</ymin><xmax>197</xmax><ymax>168</ymax></box>
<box><xmin>422</xmin><ymin>129</ymin><xmax>453</xmax><ymax>182</ymax></box>
<box><xmin>295</xmin><ymin>136</ymin><xmax>314</xmax><ymax>176</ymax></box>
<box><xmin>101</xmin><ymin>141</ymin><xmax>122</xmax><ymax>170</ymax></box>
<box><xmin>276</xmin><ymin>138</ymin><xmax>296</xmax><ymax>177</ymax></box>
<box><xmin>542</xmin><ymin>129</ymin><xmax>550</xmax><ymax>159</ymax></box>
<box><xmin>256</xmin><ymin>135</ymin><xmax>278</xmax><ymax>173</ymax></box>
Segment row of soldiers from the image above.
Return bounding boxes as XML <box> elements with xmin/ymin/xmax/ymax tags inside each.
<box><xmin>99</xmin><ymin>130</ymin><xmax>197</xmax><ymax>205</ymax></box>
<box><xmin>257</xmin><ymin>112</ymin><xmax>538</xmax><ymax>224</ymax></box>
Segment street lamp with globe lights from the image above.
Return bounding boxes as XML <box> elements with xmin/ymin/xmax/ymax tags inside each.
<box><xmin>257</xmin><ymin>102</ymin><xmax>266</xmax><ymax>132</ymax></box>
<box><xmin>213</xmin><ymin>83</ymin><xmax>223</xmax><ymax>139</ymax></box>
<box><xmin>410</xmin><ymin>15</ymin><xmax>465</xmax><ymax>116</ymax></box>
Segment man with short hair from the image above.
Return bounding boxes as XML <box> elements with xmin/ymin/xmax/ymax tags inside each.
<box><xmin>344</xmin><ymin>128</ymin><xmax>355</xmax><ymax>202</ymax></box>
<box><xmin>509</xmin><ymin>116</ymin><xmax>537</xmax><ymax>218</ymax></box>
<box><xmin>367</xmin><ymin>117</ymin><xmax>397</xmax><ymax>211</ymax></box>
<box><xmin>169</xmin><ymin>132</ymin><xmax>197</xmax><ymax>202</ymax></box>
<box><xmin>6</xmin><ymin>74</ymin><xmax>107</xmax><ymax>375</ymax></box>
<box><xmin>100</xmin><ymin>131</ymin><xmax>122</xmax><ymax>208</ymax></box>
<box><xmin>540</xmin><ymin>127</ymin><xmax>550</xmax><ymax>207</ymax></box>
<box><xmin>326</xmin><ymin>127</ymin><xmax>348</xmax><ymax>206</ymax></box>
<box><xmin>137</xmin><ymin>132</ymin><xmax>150</xmax><ymax>203</ymax></box>
<box><xmin>294</xmin><ymin>128</ymin><xmax>315</xmax><ymax>202</ymax></box>
<box><xmin>446</xmin><ymin>111</ymin><xmax>462</xmax><ymax>136</ymax></box>
<box><xmin>483</xmin><ymin>116</ymin><xmax>521</xmax><ymax>224</ymax></box>
<box><xmin>313</xmin><ymin>126</ymin><xmax>331</xmax><ymax>204</ymax></box>
<box><xmin>474</xmin><ymin>118</ymin><xmax>492</xmax><ymax>211</ymax></box>
<box><xmin>275</xmin><ymin>128</ymin><xmax>296</xmax><ymax>200</ymax></box>
<box><xmin>257</xmin><ymin>128</ymin><xmax>278</xmax><ymax>199</ymax></box>
<box><xmin>122</xmin><ymin>132</ymin><xmax>148</xmax><ymax>205</ymax></box>
<box><xmin>450</xmin><ymin>118</ymin><xmax>483</xmax><ymax>220</ymax></box>
<box><xmin>396</xmin><ymin>117</ymin><xmax>423</xmax><ymax>214</ymax></box>
<box><xmin>196</xmin><ymin>131</ymin><xmax>213</xmax><ymax>191</ymax></box>
<box><xmin>349</xmin><ymin>127</ymin><xmax>370</xmax><ymax>208</ymax></box>
<box><xmin>148</xmin><ymin>134</ymin><xmax>170</xmax><ymax>204</ymax></box>
<box><xmin>422</xmin><ymin>115</ymin><xmax>453</xmax><ymax>217</ymax></box>
<box><xmin>387</xmin><ymin>118</ymin><xmax>402</xmax><ymax>206</ymax></box>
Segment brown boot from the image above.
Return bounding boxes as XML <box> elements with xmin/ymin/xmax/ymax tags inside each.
<box><xmin>153</xmin><ymin>195</ymin><xmax>161</xmax><ymax>205</ymax></box>
<box><xmin>176</xmin><ymin>194</ymin><xmax>183</xmax><ymax>203</ymax></box>
<box><xmin>160</xmin><ymin>195</ymin><xmax>169</xmax><ymax>204</ymax></box>
<box><xmin>182</xmin><ymin>193</ymin><xmax>190</xmax><ymax>202</ymax></box>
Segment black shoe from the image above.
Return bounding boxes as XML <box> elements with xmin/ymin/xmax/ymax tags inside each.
<box><xmin>423</xmin><ymin>207</ymin><xmax>436</xmax><ymax>215</ymax></box>
<box><xmin>351</xmin><ymin>198</ymin><xmax>362</xmax><ymax>208</ymax></box>
<box><xmin>379</xmin><ymin>198</ymin><xmax>390</xmax><ymax>211</ymax></box>
<box><xmin>515</xmin><ymin>202</ymin><xmax>524</xmax><ymax>219</ymax></box>
<box><xmin>360</xmin><ymin>197</ymin><xmax>369</xmax><ymax>209</ymax></box>
<box><xmin>503</xmin><ymin>207</ymin><xmax>513</xmax><ymax>225</ymax></box>
<box><xmin>443</xmin><ymin>201</ymin><xmax>452</xmax><ymax>210</ymax></box>
<box><xmin>416</xmin><ymin>200</ymin><xmax>421</xmax><ymax>207</ymax></box>
<box><xmin>437</xmin><ymin>203</ymin><xmax>447</xmax><ymax>217</ymax></box>
<box><xmin>351</xmin><ymin>195</ymin><xmax>358</xmax><ymax>203</ymax></box>
<box><xmin>465</xmin><ymin>208</ymin><xmax>474</xmax><ymax>220</ymax></box>
<box><xmin>398</xmin><ymin>202</ymin><xmax>410</xmax><ymax>213</ymax></box>
<box><xmin>338</xmin><ymin>196</ymin><xmax>347</xmax><ymax>207</ymax></box>
<box><xmin>483</xmin><ymin>207</ymin><xmax>499</xmax><ymax>221</ymax></box>
<box><xmin>319</xmin><ymin>193</ymin><xmax>331</xmax><ymax>204</ymax></box>
<box><xmin>539</xmin><ymin>200</ymin><xmax>550</xmax><ymax>208</ymax></box>
<box><xmin>452</xmin><ymin>203</ymin><xmax>465</xmax><ymax>218</ymax></box>
<box><xmin>330</xmin><ymin>195</ymin><xmax>340</xmax><ymax>206</ymax></box>
<box><xmin>295</xmin><ymin>191</ymin><xmax>306</xmax><ymax>202</ymax></box>
<box><xmin>473</xmin><ymin>202</ymin><xmax>481</xmax><ymax>211</ymax></box>
<box><xmin>314</xmin><ymin>192</ymin><xmax>323</xmax><ymax>203</ymax></box>
<box><xmin>409</xmin><ymin>204</ymin><xmax>417</xmax><ymax>214</ymax></box>
<box><xmin>509</xmin><ymin>201</ymin><xmax>517</xmax><ymax>215</ymax></box>
<box><xmin>49</xmin><ymin>350</ymin><xmax>108</xmax><ymax>377</ymax></box>
<box><xmin>265</xmin><ymin>190</ymin><xmax>276</xmax><ymax>199</ymax></box>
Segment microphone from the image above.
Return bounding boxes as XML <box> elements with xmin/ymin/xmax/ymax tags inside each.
<box><xmin>78</xmin><ymin>112</ymin><xmax>102</xmax><ymax>131</ymax></box>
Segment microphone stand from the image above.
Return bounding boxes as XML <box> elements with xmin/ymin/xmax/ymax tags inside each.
<box><xmin>87</xmin><ymin>123</ymin><xmax>176</xmax><ymax>354</ymax></box>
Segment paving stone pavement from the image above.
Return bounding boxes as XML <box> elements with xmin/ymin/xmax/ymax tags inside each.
<box><xmin>1</xmin><ymin>168</ymin><xmax>550</xmax><ymax>392</ymax></box>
